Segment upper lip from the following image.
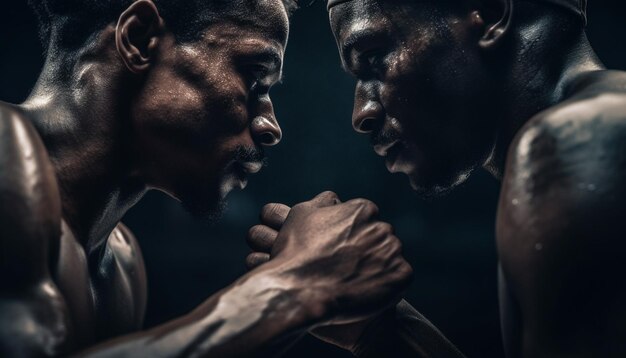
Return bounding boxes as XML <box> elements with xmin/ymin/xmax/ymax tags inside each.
<box><xmin>373</xmin><ymin>139</ymin><xmax>400</xmax><ymax>157</ymax></box>
<box><xmin>238</xmin><ymin>161</ymin><xmax>264</xmax><ymax>174</ymax></box>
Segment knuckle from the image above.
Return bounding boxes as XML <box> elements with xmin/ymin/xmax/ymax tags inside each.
<box><xmin>316</xmin><ymin>191</ymin><xmax>340</xmax><ymax>205</ymax></box>
<box><xmin>319</xmin><ymin>190</ymin><xmax>338</xmax><ymax>199</ymax></box>
<box><xmin>377</xmin><ymin>222</ymin><xmax>394</xmax><ymax>235</ymax></box>
<box><xmin>398</xmin><ymin>261</ymin><xmax>414</xmax><ymax>282</ymax></box>
<box><xmin>392</xmin><ymin>236</ymin><xmax>403</xmax><ymax>251</ymax></box>
<box><xmin>351</xmin><ymin>199</ymin><xmax>379</xmax><ymax>218</ymax></box>
<box><xmin>291</xmin><ymin>202</ymin><xmax>308</xmax><ymax>212</ymax></box>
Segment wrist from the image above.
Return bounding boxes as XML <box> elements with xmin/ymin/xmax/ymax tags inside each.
<box><xmin>256</xmin><ymin>258</ymin><xmax>333</xmax><ymax>325</ymax></box>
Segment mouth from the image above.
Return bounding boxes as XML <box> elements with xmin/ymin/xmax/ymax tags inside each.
<box><xmin>383</xmin><ymin>142</ymin><xmax>404</xmax><ymax>174</ymax></box>
<box><xmin>239</xmin><ymin>161</ymin><xmax>264</xmax><ymax>174</ymax></box>
<box><xmin>373</xmin><ymin>139</ymin><xmax>400</xmax><ymax>157</ymax></box>
<box><xmin>371</xmin><ymin>137</ymin><xmax>402</xmax><ymax>171</ymax></box>
<box><xmin>231</xmin><ymin>161</ymin><xmax>264</xmax><ymax>190</ymax></box>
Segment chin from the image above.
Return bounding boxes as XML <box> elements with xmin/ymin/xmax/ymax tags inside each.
<box><xmin>177</xmin><ymin>179</ymin><xmax>228</xmax><ymax>222</ymax></box>
<box><xmin>407</xmin><ymin>167</ymin><xmax>473</xmax><ymax>198</ymax></box>
<box><xmin>181</xmin><ymin>194</ymin><xmax>228</xmax><ymax>223</ymax></box>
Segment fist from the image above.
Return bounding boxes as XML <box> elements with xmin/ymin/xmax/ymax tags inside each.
<box><xmin>246</xmin><ymin>191</ymin><xmax>413</xmax><ymax>324</ymax></box>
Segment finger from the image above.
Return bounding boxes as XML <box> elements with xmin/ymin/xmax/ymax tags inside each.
<box><xmin>344</xmin><ymin>198</ymin><xmax>379</xmax><ymax>221</ymax></box>
<box><xmin>247</xmin><ymin>225</ymin><xmax>278</xmax><ymax>252</ymax></box>
<box><xmin>246</xmin><ymin>252</ymin><xmax>270</xmax><ymax>270</ymax></box>
<box><xmin>308</xmin><ymin>191</ymin><xmax>342</xmax><ymax>208</ymax></box>
<box><xmin>260</xmin><ymin>203</ymin><xmax>291</xmax><ymax>230</ymax></box>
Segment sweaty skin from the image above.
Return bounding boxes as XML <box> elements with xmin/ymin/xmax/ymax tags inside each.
<box><xmin>252</xmin><ymin>1</ymin><xmax>626</xmax><ymax>357</ymax></box>
<box><xmin>0</xmin><ymin>0</ymin><xmax>413</xmax><ymax>356</ymax></box>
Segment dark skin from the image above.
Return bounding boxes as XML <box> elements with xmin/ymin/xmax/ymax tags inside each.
<box><xmin>0</xmin><ymin>0</ymin><xmax>412</xmax><ymax>356</ymax></box>
<box><xmin>248</xmin><ymin>0</ymin><xmax>626</xmax><ymax>357</ymax></box>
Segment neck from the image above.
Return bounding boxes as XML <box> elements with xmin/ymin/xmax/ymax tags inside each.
<box><xmin>19</xmin><ymin>27</ymin><xmax>147</xmax><ymax>255</ymax></box>
<box><xmin>483</xmin><ymin>21</ymin><xmax>604</xmax><ymax>179</ymax></box>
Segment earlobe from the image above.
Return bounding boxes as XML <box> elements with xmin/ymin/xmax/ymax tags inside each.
<box><xmin>477</xmin><ymin>0</ymin><xmax>513</xmax><ymax>50</ymax></box>
<box><xmin>115</xmin><ymin>0</ymin><xmax>162</xmax><ymax>74</ymax></box>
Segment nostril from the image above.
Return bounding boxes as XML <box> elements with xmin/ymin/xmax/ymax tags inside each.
<box><xmin>260</xmin><ymin>132</ymin><xmax>278</xmax><ymax>146</ymax></box>
<box><xmin>353</xmin><ymin>101</ymin><xmax>383</xmax><ymax>134</ymax></box>
<box><xmin>252</xmin><ymin>116</ymin><xmax>282</xmax><ymax>146</ymax></box>
<box><xmin>359</xmin><ymin>117</ymin><xmax>377</xmax><ymax>133</ymax></box>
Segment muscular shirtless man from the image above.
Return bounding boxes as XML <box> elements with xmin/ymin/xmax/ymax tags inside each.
<box><xmin>248</xmin><ymin>0</ymin><xmax>626</xmax><ymax>356</ymax></box>
<box><xmin>0</xmin><ymin>0</ymin><xmax>413</xmax><ymax>356</ymax></box>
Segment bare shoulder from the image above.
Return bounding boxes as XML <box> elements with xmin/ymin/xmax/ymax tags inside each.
<box><xmin>0</xmin><ymin>101</ymin><xmax>62</xmax><ymax>284</ymax></box>
<box><xmin>499</xmin><ymin>70</ymin><xmax>626</xmax><ymax>245</ymax></box>
<box><xmin>0</xmin><ymin>103</ymin><xmax>70</xmax><ymax>356</ymax></box>
<box><xmin>497</xmin><ymin>71</ymin><xmax>626</xmax><ymax>356</ymax></box>
<box><xmin>504</xmin><ymin>70</ymin><xmax>626</xmax><ymax>201</ymax></box>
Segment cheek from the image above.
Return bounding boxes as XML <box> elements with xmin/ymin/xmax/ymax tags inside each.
<box><xmin>144</xmin><ymin>72</ymin><xmax>206</xmax><ymax>128</ymax></box>
<box><xmin>140</xmin><ymin>68</ymin><xmax>250</xmax><ymax>148</ymax></box>
<box><xmin>381</xmin><ymin>36</ymin><xmax>485</xmax><ymax>125</ymax></box>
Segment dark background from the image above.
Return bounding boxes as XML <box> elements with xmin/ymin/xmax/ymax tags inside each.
<box><xmin>1</xmin><ymin>1</ymin><xmax>625</xmax><ymax>357</ymax></box>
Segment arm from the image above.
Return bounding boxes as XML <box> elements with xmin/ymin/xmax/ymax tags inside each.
<box><xmin>247</xmin><ymin>202</ymin><xmax>465</xmax><ymax>358</ymax></box>
<box><xmin>0</xmin><ymin>106</ymin><xmax>71</xmax><ymax>356</ymax></box>
<box><xmin>497</xmin><ymin>113</ymin><xmax>626</xmax><ymax>358</ymax></box>
<box><xmin>0</xmin><ymin>109</ymin><xmax>315</xmax><ymax>357</ymax></box>
<box><xmin>0</xmin><ymin>119</ymin><xmax>409</xmax><ymax>358</ymax></box>
<box><xmin>81</xmin><ymin>262</ymin><xmax>322</xmax><ymax>357</ymax></box>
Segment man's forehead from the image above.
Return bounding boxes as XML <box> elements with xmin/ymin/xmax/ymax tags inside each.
<box><xmin>201</xmin><ymin>0</ymin><xmax>289</xmax><ymax>45</ymax></box>
<box><xmin>328</xmin><ymin>0</ymin><xmax>384</xmax><ymax>33</ymax></box>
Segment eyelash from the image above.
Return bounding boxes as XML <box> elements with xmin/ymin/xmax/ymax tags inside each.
<box><xmin>356</xmin><ymin>50</ymin><xmax>386</xmax><ymax>76</ymax></box>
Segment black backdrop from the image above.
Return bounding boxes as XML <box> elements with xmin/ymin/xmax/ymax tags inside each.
<box><xmin>1</xmin><ymin>1</ymin><xmax>625</xmax><ymax>357</ymax></box>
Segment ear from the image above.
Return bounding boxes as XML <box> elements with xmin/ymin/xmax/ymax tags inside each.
<box><xmin>115</xmin><ymin>0</ymin><xmax>163</xmax><ymax>74</ymax></box>
<box><xmin>475</xmin><ymin>0</ymin><xmax>513</xmax><ymax>50</ymax></box>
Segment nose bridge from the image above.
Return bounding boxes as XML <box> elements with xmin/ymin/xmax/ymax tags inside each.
<box><xmin>250</xmin><ymin>95</ymin><xmax>282</xmax><ymax>146</ymax></box>
<box><xmin>353</xmin><ymin>80</ymin><xmax>383</xmax><ymax>133</ymax></box>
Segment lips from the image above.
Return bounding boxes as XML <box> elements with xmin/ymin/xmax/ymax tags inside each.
<box><xmin>230</xmin><ymin>160</ymin><xmax>263</xmax><ymax>191</ymax></box>
<box><xmin>239</xmin><ymin>161</ymin><xmax>263</xmax><ymax>174</ymax></box>
<box><xmin>373</xmin><ymin>139</ymin><xmax>399</xmax><ymax>157</ymax></box>
<box><xmin>385</xmin><ymin>143</ymin><xmax>405</xmax><ymax>173</ymax></box>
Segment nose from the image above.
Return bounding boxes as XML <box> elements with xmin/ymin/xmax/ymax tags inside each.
<box><xmin>250</xmin><ymin>95</ymin><xmax>282</xmax><ymax>146</ymax></box>
<box><xmin>251</xmin><ymin>115</ymin><xmax>282</xmax><ymax>146</ymax></box>
<box><xmin>352</xmin><ymin>81</ymin><xmax>384</xmax><ymax>134</ymax></box>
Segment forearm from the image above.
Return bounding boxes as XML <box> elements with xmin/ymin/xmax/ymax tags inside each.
<box><xmin>79</xmin><ymin>264</ymin><xmax>319</xmax><ymax>357</ymax></box>
<box><xmin>352</xmin><ymin>301</ymin><xmax>465</xmax><ymax>358</ymax></box>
